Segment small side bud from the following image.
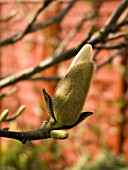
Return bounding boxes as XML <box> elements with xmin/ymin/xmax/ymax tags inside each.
<box><xmin>50</xmin><ymin>130</ymin><xmax>69</xmax><ymax>139</ymax></box>
<box><xmin>0</xmin><ymin>109</ymin><xmax>9</xmax><ymax>122</ymax></box>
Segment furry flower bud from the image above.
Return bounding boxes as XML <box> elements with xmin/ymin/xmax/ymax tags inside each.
<box><xmin>52</xmin><ymin>44</ymin><xmax>94</xmax><ymax>127</ymax></box>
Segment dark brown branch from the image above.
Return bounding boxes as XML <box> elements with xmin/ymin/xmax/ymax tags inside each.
<box><xmin>0</xmin><ymin>0</ymin><xmax>52</xmax><ymax>46</ymax></box>
<box><xmin>54</xmin><ymin>1</ymin><xmax>102</xmax><ymax>56</ymax></box>
<box><xmin>117</xmin><ymin>14</ymin><xmax>128</xmax><ymax>27</ymax></box>
<box><xmin>0</xmin><ymin>122</ymin><xmax>51</xmax><ymax>144</ymax></box>
<box><xmin>0</xmin><ymin>0</ymin><xmax>76</xmax><ymax>47</ymax></box>
<box><xmin>0</xmin><ymin>111</ymin><xmax>92</xmax><ymax>142</ymax></box>
<box><xmin>107</xmin><ymin>30</ymin><xmax>128</xmax><ymax>41</ymax></box>
<box><xmin>0</xmin><ymin>48</ymin><xmax>78</xmax><ymax>89</ymax></box>
<box><xmin>97</xmin><ymin>51</ymin><xmax>122</xmax><ymax>70</ymax></box>
<box><xmin>28</xmin><ymin>76</ymin><xmax>61</xmax><ymax>81</ymax></box>
<box><xmin>102</xmin><ymin>0</ymin><xmax>128</xmax><ymax>33</ymax></box>
<box><xmin>88</xmin><ymin>0</ymin><xmax>128</xmax><ymax>44</ymax></box>
<box><xmin>21</xmin><ymin>0</ymin><xmax>53</xmax><ymax>34</ymax></box>
<box><xmin>0</xmin><ymin>0</ymin><xmax>127</xmax><ymax>89</ymax></box>
<box><xmin>94</xmin><ymin>41</ymin><xmax>128</xmax><ymax>50</ymax></box>
<box><xmin>0</xmin><ymin>51</ymin><xmax>123</xmax><ymax>143</ymax></box>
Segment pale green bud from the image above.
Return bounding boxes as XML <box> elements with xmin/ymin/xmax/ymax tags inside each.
<box><xmin>50</xmin><ymin>130</ymin><xmax>69</xmax><ymax>139</ymax></box>
<box><xmin>68</xmin><ymin>44</ymin><xmax>93</xmax><ymax>70</ymax></box>
<box><xmin>0</xmin><ymin>109</ymin><xmax>9</xmax><ymax>123</ymax></box>
<box><xmin>52</xmin><ymin>44</ymin><xmax>94</xmax><ymax>128</ymax></box>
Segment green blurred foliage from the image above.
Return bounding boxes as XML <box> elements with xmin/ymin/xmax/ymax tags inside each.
<box><xmin>0</xmin><ymin>140</ymin><xmax>128</xmax><ymax>170</ymax></box>
<box><xmin>66</xmin><ymin>151</ymin><xmax>128</xmax><ymax>170</ymax></box>
<box><xmin>0</xmin><ymin>140</ymin><xmax>60</xmax><ymax>170</ymax></box>
<box><xmin>0</xmin><ymin>142</ymin><xmax>47</xmax><ymax>170</ymax></box>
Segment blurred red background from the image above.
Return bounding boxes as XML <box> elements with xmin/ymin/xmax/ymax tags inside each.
<box><xmin>0</xmin><ymin>0</ymin><xmax>128</xmax><ymax>168</ymax></box>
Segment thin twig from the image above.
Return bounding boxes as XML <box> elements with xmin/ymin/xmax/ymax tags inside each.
<box><xmin>0</xmin><ymin>10</ymin><xmax>17</xmax><ymax>22</ymax></box>
<box><xmin>0</xmin><ymin>122</ymin><xmax>51</xmax><ymax>144</ymax></box>
<box><xmin>88</xmin><ymin>0</ymin><xmax>128</xmax><ymax>44</ymax></box>
<box><xmin>102</xmin><ymin>0</ymin><xmax>128</xmax><ymax>33</ymax></box>
<box><xmin>0</xmin><ymin>105</ymin><xmax>25</xmax><ymax>122</ymax></box>
<box><xmin>97</xmin><ymin>51</ymin><xmax>122</xmax><ymax>70</ymax></box>
<box><xmin>54</xmin><ymin>1</ymin><xmax>102</xmax><ymax>56</ymax></box>
<box><xmin>28</xmin><ymin>76</ymin><xmax>61</xmax><ymax>81</ymax></box>
<box><xmin>0</xmin><ymin>87</ymin><xmax>17</xmax><ymax>99</ymax></box>
<box><xmin>0</xmin><ymin>0</ymin><xmax>127</xmax><ymax>89</ymax></box>
<box><xmin>5</xmin><ymin>105</ymin><xmax>26</xmax><ymax>122</ymax></box>
<box><xmin>0</xmin><ymin>0</ymin><xmax>76</xmax><ymax>47</ymax></box>
<box><xmin>0</xmin><ymin>0</ymin><xmax>53</xmax><ymax>45</ymax></box>
<box><xmin>107</xmin><ymin>30</ymin><xmax>128</xmax><ymax>41</ymax></box>
<box><xmin>94</xmin><ymin>41</ymin><xmax>128</xmax><ymax>50</ymax></box>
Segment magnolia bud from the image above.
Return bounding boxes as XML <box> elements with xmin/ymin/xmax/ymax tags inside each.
<box><xmin>50</xmin><ymin>130</ymin><xmax>69</xmax><ymax>139</ymax></box>
<box><xmin>69</xmin><ymin>44</ymin><xmax>93</xmax><ymax>70</ymax></box>
<box><xmin>52</xmin><ymin>44</ymin><xmax>94</xmax><ymax>128</ymax></box>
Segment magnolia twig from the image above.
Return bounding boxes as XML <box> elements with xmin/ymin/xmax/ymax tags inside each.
<box><xmin>0</xmin><ymin>10</ymin><xmax>16</xmax><ymax>22</ymax></box>
<box><xmin>107</xmin><ymin>30</ymin><xmax>128</xmax><ymax>41</ymax></box>
<box><xmin>88</xmin><ymin>0</ymin><xmax>128</xmax><ymax>44</ymax></box>
<box><xmin>94</xmin><ymin>41</ymin><xmax>128</xmax><ymax>50</ymax></box>
<box><xmin>0</xmin><ymin>0</ymin><xmax>52</xmax><ymax>46</ymax></box>
<box><xmin>0</xmin><ymin>44</ymin><xmax>95</xmax><ymax>143</ymax></box>
<box><xmin>102</xmin><ymin>0</ymin><xmax>128</xmax><ymax>33</ymax></box>
<box><xmin>0</xmin><ymin>0</ymin><xmax>76</xmax><ymax>47</ymax></box>
<box><xmin>0</xmin><ymin>87</ymin><xmax>17</xmax><ymax>99</ymax></box>
<box><xmin>97</xmin><ymin>51</ymin><xmax>122</xmax><ymax>70</ymax></box>
<box><xmin>54</xmin><ymin>0</ymin><xmax>102</xmax><ymax>56</ymax></box>
<box><xmin>0</xmin><ymin>51</ymin><xmax>124</xmax><ymax>143</ymax></box>
<box><xmin>28</xmin><ymin>76</ymin><xmax>61</xmax><ymax>81</ymax></box>
<box><xmin>0</xmin><ymin>105</ymin><xmax>25</xmax><ymax>123</ymax></box>
<box><xmin>0</xmin><ymin>107</ymin><xmax>53</xmax><ymax>143</ymax></box>
<box><xmin>0</xmin><ymin>122</ymin><xmax>51</xmax><ymax>144</ymax></box>
<box><xmin>5</xmin><ymin>105</ymin><xmax>25</xmax><ymax>121</ymax></box>
<box><xmin>117</xmin><ymin>14</ymin><xmax>128</xmax><ymax>28</ymax></box>
<box><xmin>0</xmin><ymin>0</ymin><xmax>127</xmax><ymax>89</ymax></box>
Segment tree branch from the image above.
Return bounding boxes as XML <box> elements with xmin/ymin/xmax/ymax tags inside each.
<box><xmin>0</xmin><ymin>122</ymin><xmax>51</xmax><ymax>144</ymax></box>
<box><xmin>0</xmin><ymin>0</ymin><xmax>127</xmax><ymax>89</ymax></box>
<box><xmin>94</xmin><ymin>41</ymin><xmax>128</xmax><ymax>50</ymax></box>
<box><xmin>0</xmin><ymin>50</ymin><xmax>124</xmax><ymax>144</ymax></box>
<box><xmin>88</xmin><ymin>0</ymin><xmax>128</xmax><ymax>44</ymax></box>
<box><xmin>0</xmin><ymin>105</ymin><xmax>25</xmax><ymax>123</ymax></box>
<box><xmin>107</xmin><ymin>30</ymin><xmax>128</xmax><ymax>41</ymax></box>
<box><xmin>28</xmin><ymin>76</ymin><xmax>61</xmax><ymax>81</ymax></box>
<box><xmin>97</xmin><ymin>51</ymin><xmax>122</xmax><ymax>70</ymax></box>
<box><xmin>0</xmin><ymin>0</ymin><xmax>76</xmax><ymax>47</ymax></box>
<box><xmin>102</xmin><ymin>0</ymin><xmax>128</xmax><ymax>33</ymax></box>
<box><xmin>54</xmin><ymin>1</ymin><xmax>102</xmax><ymax>56</ymax></box>
<box><xmin>0</xmin><ymin>48</ymin><xmax>77</xmax><ymax>88</ymax></box>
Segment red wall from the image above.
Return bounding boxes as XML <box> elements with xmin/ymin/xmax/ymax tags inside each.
<box><xmin>0</xmin><ymin>0</ymin><xmax>128</xmax><ymax>165</ymax></box>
